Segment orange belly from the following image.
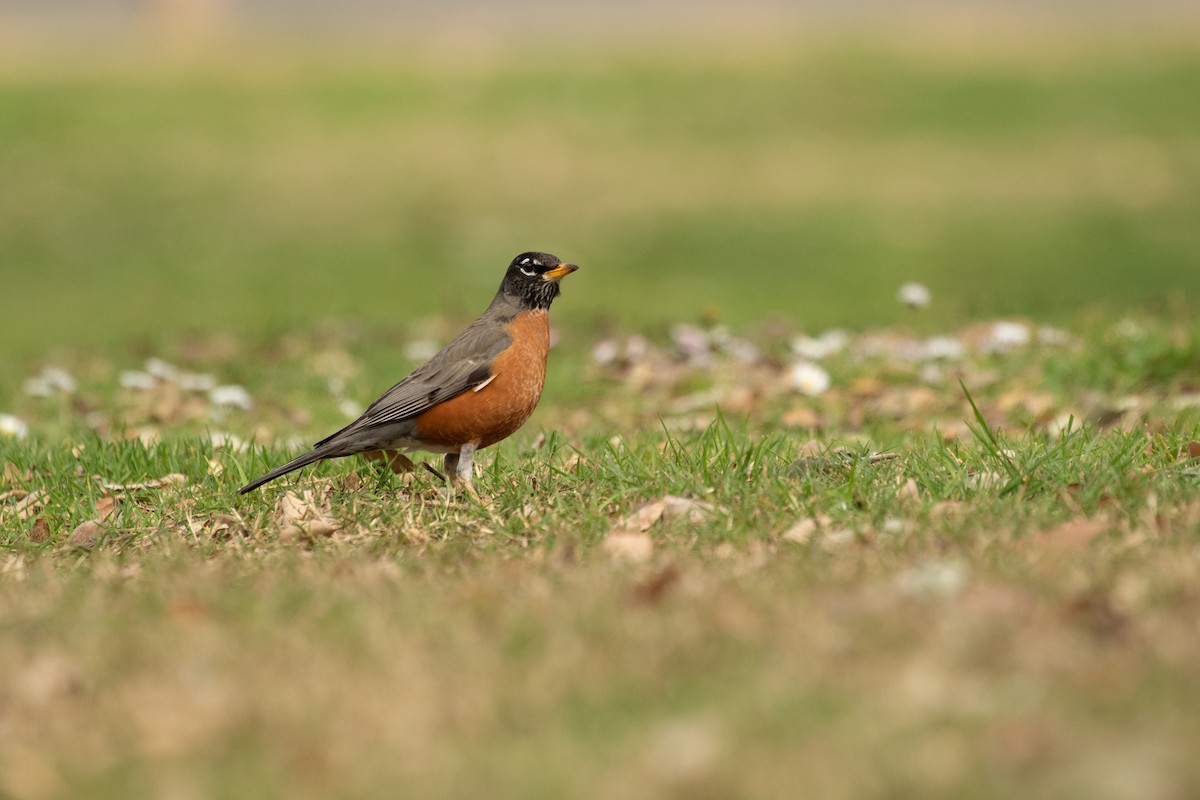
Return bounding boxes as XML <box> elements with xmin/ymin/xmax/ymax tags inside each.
<box><xmin>413</xmin><ymin>310</ymin><xmax>549</xmax><ymax>449</ymax></box>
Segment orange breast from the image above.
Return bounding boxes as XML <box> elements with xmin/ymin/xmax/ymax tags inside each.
<box><xmin>413</xmin><ymin>310</ymin><xmax>550</xmax><ymax>449</ymax></box>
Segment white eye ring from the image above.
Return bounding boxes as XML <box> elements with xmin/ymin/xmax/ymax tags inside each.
<box><xmin>519</xmin><ymin>267</ymin><xmax>537</xmax><ymax>277</ymax></box>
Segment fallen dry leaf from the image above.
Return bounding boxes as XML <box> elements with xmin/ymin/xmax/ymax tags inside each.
<box><xmin>897</xmin><ymin>478</ymin><xmax>921</xmax><ymax>502</ymax></box>
<box><xmin>604</xmin><ymin>496</ymin><xmax>705</xmax><ymax>561</ymax></box>
<box><xmin>661</xmin><ymin>495</ymin><xmax>715</xmax><ymax>523</ymax></box>
<box><xmin>293</xmin><ymin>519</ymin><xmax>337</xmax><ymax>538</ymax></box>
<box><xmin>95</xmin><ymin>494</ymin><xmax>120</xmax><ymax>521</ymax></box>
<box><xmin>13</xmin><ymin>490</ymin><xmax>43</xmax><ymax>522</ymax></box>
<box><xmin>276</xmin><ymin>491</ymin><xmax>311</xmax><ymax>526</ymax></box>
<box><xmin>997</xmin><ymin>388</ymin><xmax>1058</xmax><ymax>419</ymax></box>
<box><xmin>721</xmin><ymin>385</ymin><xmax>759</xmax><ymax>414</ymax></box>
<box><xmin>781</xmin><ymin>519</ymin><xmax>816</xmax><ymax>543</ymax></box>
<box><xmin>187</xmin><ymin>512</ymin><xmax>248</xmax><ymax>539</ymax></box>
<box><xmin>796</xmin><ymin>439</ymin><xmax>826</xmax><ymax>458</ymax></box>
<box><xmin>3</xmin><ymin>461</ymin><xmax>30</xmax><ymax>487</ymax></box>
<box><xmin>1037</xmin><ymin>517</ymin><xmax>1110</xmax><ymax>553</ymax></box>
<box><xmin>70</xmin><ymin>520</ymin><xmax>105</xmax><ymax>548</ymax></box>
<box><xmin>274</xmin><ymin>491</ymin><xmax>339</xmax><ymax>540</ymax></box>
<box><xmin>101</xmin><ymin>474</ymin><xmax>187</xmax><ymax>492</ymax></box>
<box><xmin>30</xmin><ymin>516</ymin><xmax>52</xmax><ymax>543</ymax></box>
<box><xmin>1186</xmin><ymin>441</ymin><xmax>1200</xmax><ymax>460</ymax></box>
<box><xmin>781</xmin><ymin>514</ymin><xmax>831</xmax><ymax>544</ymax></box>
<box><xmin>614</xmin><ymin>495</ymin><xmax>715</xmax><ymax>537</ymax></box>
<box><xmin>604</xmin><ymin>532</ymin><xmax>653</xmax><ymax>563</ymax></box>
<box><xmin>626</xmin><ymin>501</ymin><xmax>665</xmax><ymax>531</ymax></box>
<box><xmin>872</xmin><ymin>386</ymin><xmax>943</xmax><ymax>419</ymax></box>
<box><xmin>630</xmin><ymin>564</ymin><xmax>681</xmax><ymax>605</ymax></box>
<box><xmin>781</xmin><ymin>406</ymin><xmax>822</xmax><ymax>429</ymax></box>
<box><xmin>850</xmin><ymin>375</ymin><xmax>885</xmax><ymax>398</ymax></box>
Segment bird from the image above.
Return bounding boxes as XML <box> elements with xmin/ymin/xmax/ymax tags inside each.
<box><xmin>238</xmin><ymin>252</ymin><xmax>579</xmax><ymax>494</ymax></box>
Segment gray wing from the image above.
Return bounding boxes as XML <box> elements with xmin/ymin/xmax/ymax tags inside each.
<box><xmin>314</xmin><ymin>317</ymin><xmax>511</xmax><ymax>448</ymax></box>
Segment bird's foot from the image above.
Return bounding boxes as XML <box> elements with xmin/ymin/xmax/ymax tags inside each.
<box><xmin>443</xmin><ymin>444</ymin><xmax>478</xmax><ymax>484</ymax></box>
<box><xmin>441</xmin><ymin>445</ymin><xmax>488</xmax><ymax>504</ymax></box>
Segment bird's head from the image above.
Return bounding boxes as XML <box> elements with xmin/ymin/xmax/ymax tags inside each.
<box><xmin>500</xmin><ymin>252</ymin><xmax>579</xmax><ymax>310</ymax></box>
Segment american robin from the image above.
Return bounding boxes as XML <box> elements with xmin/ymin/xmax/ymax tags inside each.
<box><xmin>238</xmin><ymin>252</ymin><xmax>578</xmax><ymax>494</ymax></box>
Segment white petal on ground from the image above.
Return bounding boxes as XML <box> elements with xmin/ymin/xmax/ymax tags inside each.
<box><xmin>42</xmin><ymin>366</ymin><xmax>77</xmax><ymax>394</ymax></box>
<box><xmin>22</xmin><ymin>377</ymin><xmax>53</xmax><ymax>398</ymax></box>
<box><xmin>670</xmin><ymin>323</ymin><xmax>711</xmax><ymax>362</ymax></box>
<box><xmin>897</xmin><ymin>281</ymin><xmax>932</xmax><ymax>309</ymax></box>
<box><xmin>208</xmin><ymin>432</ymin><xmax>249</xmax><ymax>452</ymax></box>
<box><xmin>23</xmin><ymin>366</ymin><xmax>77</xmax><ymax>397</ymax></box>
<box><xmin>209</xmin><ymin>385</ymin><xmax>254</xmax><ymax>410</ymax></box>
<box><xmin>922</xmin><ymin>335</ymin><xmax>966</xmax><ymax>360</ymax></box>
<box><xmin>591</xmin><ymin>338</ymin><xmax>620</xmax><ymax>365</ymax></box>
<box><xmin>980</xmin><ymin>321</ymin><xmax>1032</xmax><ymax>353</ymax></box>
<box><xmin>1044</xmin><ymin>412</ymin><xmax>1079</xmax><ymax>438</ymax></box>
<box><xmin>0</xmin><ymin>413</ymin><xmax>29</xmax><ymax>438</ymax></box>
<box><xmin>787</xmin><ymin>361</ymin><xmax>832</xmax><ymax>396</ymax></box>
<box><xmin>1037</xmin><ymin>326</ymin><xmax>1072</xmax><ymax>346</ymax></box>
<box><xmin>144</xmin><ymin>357</ymin><xmax>180</xmax><ymax>381</ymax></box>
<box><xmin>723</xmin><ymin>337</ymin><xmax>760</xmax><ymax>364</ymax></box>
<box><xmin>118</xmin><ymin>370</ymin><xmax>157</xmax><ymax>391</ymax></box>
<box><xmin>625</xmin><ymin>335</ymin><xmax>649</xmax><ymax>361</ymax></box>
<box><xmin>791</xmin><ymin>329</ymin><xmax>848</xmax><ymax>360</ymax></box>
<box><xmin>918</xmin><ymin>363</ymin><xmax>944</xmax><ymax>384</ymax></box>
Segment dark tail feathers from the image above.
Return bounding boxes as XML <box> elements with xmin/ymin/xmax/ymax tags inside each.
<box><xmin>238</xmin><ymin>449</ymin><xmax>330</xmax><ymax>494</ymax></box>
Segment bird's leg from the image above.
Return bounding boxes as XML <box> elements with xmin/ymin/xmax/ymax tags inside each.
<box><xmin>441</xmin><ymin>444</ymin><xmax>482</xmax><ymax>502</ymax></box>
<box><xmin>442</xmin><ymin>445</ymin><xmax>476</xmax><ymax>485</ymax></box>
<box><xmin>456</xmin><ymin>443</ymin><xmax>476</xmax><ymax>484</ymax></box>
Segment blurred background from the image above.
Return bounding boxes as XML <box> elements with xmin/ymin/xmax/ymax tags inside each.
<box><xmin>2</xmin><ymin>0</ymin><xmax>1199</xmax><ymax>353</ymax></box>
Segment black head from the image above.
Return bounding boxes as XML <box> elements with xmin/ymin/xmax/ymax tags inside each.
<box><xmin>499</xmin><ymin>251</ymin><xmax>579</xmax><ymax>310</ymax></box>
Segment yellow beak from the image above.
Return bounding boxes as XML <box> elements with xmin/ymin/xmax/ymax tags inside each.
<box><xmin>542</xmin><ymin>263</ymin><xmax>579</xmax><ymax>281</ymax></box>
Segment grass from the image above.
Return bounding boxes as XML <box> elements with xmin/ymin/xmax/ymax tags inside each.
<box><xmin>5</xmin><ymin>311</ymin><xmax>1200</xmax><ymax>799</ymax></box>
<box><xmin>2</xmin><ymin>34</ymin><xmax>1200</xmax><ymax>354</ymax></box>
<box><xmin>4</xmin><ymin>25</ymin><xmax>1200</xmax><ymax>800</ymax></box>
